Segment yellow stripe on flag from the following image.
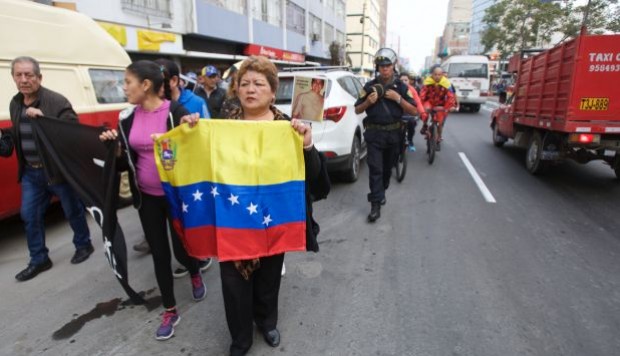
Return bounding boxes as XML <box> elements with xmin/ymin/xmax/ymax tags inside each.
<box><xmin>154</xmin><ymin>120</ymin><xmax>305</xmax><ymax>187</ymax></box>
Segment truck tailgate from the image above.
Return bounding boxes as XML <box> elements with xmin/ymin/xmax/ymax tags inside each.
<box><xmin>567</xmin><ymin>35</ymin><xmax>620</xmax><ymax>132</ymax></box>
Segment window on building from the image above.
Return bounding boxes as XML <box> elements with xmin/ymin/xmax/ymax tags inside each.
<box><xmin>251</xmin><ymin>0</ymin><xmax>282</xmax><ymax>26</ymax></box>
<box><xmin>336</xmin><ymin>30</ymin><xmax>345</xmax><ymax>45</ymax></box>
<box><xmin>121</xmin><ymin>0</ymin><xmax>171</xmax><ymax>18</ymax></box>
<box><xmin>324</xmin><ymin>23</ymin><xmax>334</xmax><ymax>46</ymax></box>
<box><xmin>310</xmin><ymin>14</ymin><xmax>322</xmax><ymax>41</ymax></box>
<box><xmin>335</xmin><ymin>0</ymin><xmax>345</xmax><ymax>18</ymax></box>
<box><xmin>286</xmin><ymin>1</ymin><xmax>305</xmax><ymax>35</ymax></box>
<box><xmin>369</xmin><ymin>38</ymin><xmax>377</xmax><ymax>50</ymax></box>
<box><xmin>204</xmin><ymin>0</ymin><xmax>246</xmax><ymax>15</ymax></box>
<box><xmin>326</xmin><ymin>0</ymin><xmax>334</xmax><ymax>11</ymax></box>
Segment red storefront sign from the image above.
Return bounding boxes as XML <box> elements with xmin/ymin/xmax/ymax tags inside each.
<box><xmin>244</xmin><ymin>44</ymin><xmax>305</xmax><ymax>63</ymax></box>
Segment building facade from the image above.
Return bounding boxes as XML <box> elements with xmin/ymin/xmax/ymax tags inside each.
<box><xmin>347</xmin><ymin>0</ymin><xmax>382</xmax><ymax>75</ymax></box>
<box><xmin>468</xmin><ymin>0</ymin><xmax>496</xmax><ymax>55</ymax></box>
<box><xmin>441</xmin><ymin>0</ymin><xmax>473</xmax><ymax>57</ymax></box>
<box><xmin>377</xmin><ymin>0</ymin><xmax>388</xmax><ymax>48</ymax></box>
<box><xmin>62</xmin><ymin>0</ymin><xmax>346</xmax><ymax>73</ymax></box>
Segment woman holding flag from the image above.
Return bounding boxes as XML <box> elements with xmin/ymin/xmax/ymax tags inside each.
<box><xmin>99</xmin><ymin>60</ymin><xmax>207</xmax><ymax>341</ymax></box>
<box><xmin>183</xmin><ymin>55</ymin><xmax>323</xmax><ymax>356</ymax></box>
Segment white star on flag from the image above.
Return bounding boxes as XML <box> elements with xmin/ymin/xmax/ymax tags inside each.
<box><xmin>192</xmin><ymin>189</ymin><xmax>203</xmax><ymax>201</ymax></box>
<box><xmin>247</xmin><ymin>202</ymin><xmax>258</xmax><ymax>215</ymax></box>
<box><xmin>182</xmin><ymin>202</ymin><xmax>189</xmax><ymax>213</ymax></box>
<box><xmin>228</xmin><ymin>193</ymin><xmax>239</xmax><ymax>205</ymax></box>
<box><xmin>210</xmin><ymin>186</ymin><xmax>220</xmax><ymax>197</ymax></box>
<box><xmin>262</xmin><ymin>214</ymin><xmax>272</xmax><ymax>226</ymax></box>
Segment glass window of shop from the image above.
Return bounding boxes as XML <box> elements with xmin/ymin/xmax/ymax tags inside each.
<box><xmin>286</xmin><ymin>1</ymin><xmax>305</xmax><ymax>35</ymax></box>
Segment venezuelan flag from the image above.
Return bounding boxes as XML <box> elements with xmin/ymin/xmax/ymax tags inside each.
<box><xmin>154</xmin><ymin>120</ymin><xmax>307</xmax><ymax>261</ymax></box>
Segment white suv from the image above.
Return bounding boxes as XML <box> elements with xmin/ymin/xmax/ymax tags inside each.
<box><xmin>275</xmin><ymin>69</ymin><xmax>366</xmax><ymax>182</ymax></box>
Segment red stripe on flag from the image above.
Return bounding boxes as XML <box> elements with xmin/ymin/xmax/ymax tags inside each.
<box><xmin>173</xmin><ymin>220</ymin><xmax>306</xmax><ymax>261</ymax></box>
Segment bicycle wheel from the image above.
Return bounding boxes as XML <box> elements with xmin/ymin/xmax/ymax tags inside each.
<box><xmin>396</xmin><ymin>146</ymin><xmax>407</xmax><ymax>182</ymax></box>
<box><xmin>428</xmin><ymin>123</ymin><xmax>437</xmax><ymax>165</ymax></box>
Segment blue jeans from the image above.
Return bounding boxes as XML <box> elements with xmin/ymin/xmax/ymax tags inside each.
<box><xmin>20</xmin><ymin>166</ymin><xmax>91</xmax><ymax>266</ymax></box>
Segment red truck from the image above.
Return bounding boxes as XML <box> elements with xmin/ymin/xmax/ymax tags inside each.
<box><xmin>490</xmin><ymin>34</ymin><xmax>620</xmax><ymax>178</ymax></box>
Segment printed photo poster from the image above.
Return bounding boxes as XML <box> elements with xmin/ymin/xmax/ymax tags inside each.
<box><xmin>291</xmin><ymin>76</ymin><xmax>326</xmax><ymax>122</ymax></box>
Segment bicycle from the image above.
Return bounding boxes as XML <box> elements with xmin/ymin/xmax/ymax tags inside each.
<box><xmin>394</xmin><ymin>118</ymin><xmax>410</xmax><ymax>182</ymax></box>
<box><xmin>423</xmin><ymin>107</ymin><xmax>445</xmax><ymax>165</ymax></box>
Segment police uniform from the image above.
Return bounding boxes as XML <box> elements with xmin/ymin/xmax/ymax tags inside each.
<box><xmin>355</xmin><ymin>76</ymin><xmax>415</xmax><ymax>203</ymax></box>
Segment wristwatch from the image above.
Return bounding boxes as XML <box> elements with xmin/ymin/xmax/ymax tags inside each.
<box><xmin>397</xmin><ymin>96</ymin><xmax>402</xmax><ymax>105</ymax></box>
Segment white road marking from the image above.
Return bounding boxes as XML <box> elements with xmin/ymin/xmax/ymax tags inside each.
<box><xmin>458</xmin><ymin>152</ymin><xmax>497</xmax><ymax>203</ymax></box>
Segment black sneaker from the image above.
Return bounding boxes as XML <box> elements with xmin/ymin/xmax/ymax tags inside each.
<box><xmin>172</xmin><ymin>267</ymin><xmax>188</xmax><ymax>279</ymax></box>
<box><xmin>173</xmin><ymin>258</ymin><xmax>212</xmax><ymax>279</ymax></box>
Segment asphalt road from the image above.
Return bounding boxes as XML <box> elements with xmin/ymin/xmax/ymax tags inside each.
<box><xmin>1</xmin><ymin>103</ymin><xmax>619</xmax><ymax>356</ymax></box>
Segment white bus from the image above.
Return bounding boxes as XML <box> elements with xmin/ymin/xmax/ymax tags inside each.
<box><xmin>442</xmin><ymin>55</ymin><xmax>490</xmax><ymax>112</ymax></box>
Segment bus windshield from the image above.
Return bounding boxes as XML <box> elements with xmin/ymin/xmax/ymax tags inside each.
<box><xmin>448</xmin><ymin>63</ymin><xmax>488</xmax><ymax>78</ymax></box>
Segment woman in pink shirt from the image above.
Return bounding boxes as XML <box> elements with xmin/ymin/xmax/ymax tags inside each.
<box><xmin>99</xmin><ymin>60</ymin><xmax>206</xmax><ymax>340</ymax></box>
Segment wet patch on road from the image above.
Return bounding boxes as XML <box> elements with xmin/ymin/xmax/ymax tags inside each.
<box><xmin>52</xmin><ymin>288</ymin><xmax>161</xmax><ymax>340</ymax></box>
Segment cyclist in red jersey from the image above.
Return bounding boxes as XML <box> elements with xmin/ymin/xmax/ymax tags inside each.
<box><xmin>419</xmin><ymin>65</ymin><xmax>456</xmax><ymax>150</ymax></box>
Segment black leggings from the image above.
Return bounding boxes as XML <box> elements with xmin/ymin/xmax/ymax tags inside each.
<box><xmin>138</xmin><ymin>192</ymin><xmax>199</xmax><ymax>309</ymax></box>
<box><xmin>407</xmin><ymin>118</ymin><xmax>417</xmax><ymax>143</ymax></box>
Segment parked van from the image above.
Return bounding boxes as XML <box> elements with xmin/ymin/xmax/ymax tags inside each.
<box><xmin>0</xmin><ymin>0</ymin><xmax>131</xmax><ymax>219</ymax></box>
<box><xmin>442</xmin><ymin>55</ymin><xmax>490</xmax><ymax>112</ymax></box>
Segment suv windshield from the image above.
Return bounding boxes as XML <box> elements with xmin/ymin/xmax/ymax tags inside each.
<box><xmin>275</xmin><ymin>77</ymin><xmax>331</xmax><ymax>105</ymax></box>
<box><xmin>447</xmin><ymin>63</ymin><xmax>488</xmax><ymax>78</ymax></box>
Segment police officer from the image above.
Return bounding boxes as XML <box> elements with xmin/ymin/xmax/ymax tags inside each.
<box><xmin>355</xmin><ymin>48</ymin><xmax>418</xmax><ymax>222</ymax></box>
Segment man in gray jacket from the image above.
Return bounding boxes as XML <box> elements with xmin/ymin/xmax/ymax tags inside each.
<box><xmin>0</xmin><ymin>56</ymin><xmax>93</xmax><ymax>282</ymax></box>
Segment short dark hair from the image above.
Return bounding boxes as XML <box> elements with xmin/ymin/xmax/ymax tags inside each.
<box><xmin>11</xmin><ymin>56</ymin><xmax>41</xmax><ymax>76</ymax></box>
<box><xmin>126</xmin><ymin>60</ymin><xmax>169</xmax><ymax>98</ymax></box>
<box><xmin>430</xmin><ymin>64</ymin><xmax>443</xmax><ymax>74</ymax></box>
<box><xmin>237</xmin><ymin>56</ymin><xmax>279</xmax><ymax>93</ymax></box>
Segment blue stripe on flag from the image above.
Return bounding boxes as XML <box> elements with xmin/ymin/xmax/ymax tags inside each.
<box><xmin>162</xmin><ymin>181</ymin><xmax>306</xmax><ymax>229</ymax></box>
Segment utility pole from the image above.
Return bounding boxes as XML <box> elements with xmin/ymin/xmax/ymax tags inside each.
<box><xmin>360</xmin><ymin>1</ymin><xmax>367</xmax><ymax>75</ymax></box>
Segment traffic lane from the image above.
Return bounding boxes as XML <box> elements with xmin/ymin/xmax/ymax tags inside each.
<box><xmin>441</xmin><ymin>111</ymin><xmax>620</xmax><ymax>355</ymax></box>
<box><xmin>278</xmin><ymin>137</ymin><xmax>534</xmax><ymax>355</ymax></box>
<box><xmin>458</xmin><ymin>107</ymin><xmax>619</xmax><ymax>232</ymax></box>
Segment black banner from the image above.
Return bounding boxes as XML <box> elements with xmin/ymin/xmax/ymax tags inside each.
<box><xmin>32</xmin><ymin>117</ymin><xmax>144</xmax><ymax>304</ymax></box>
